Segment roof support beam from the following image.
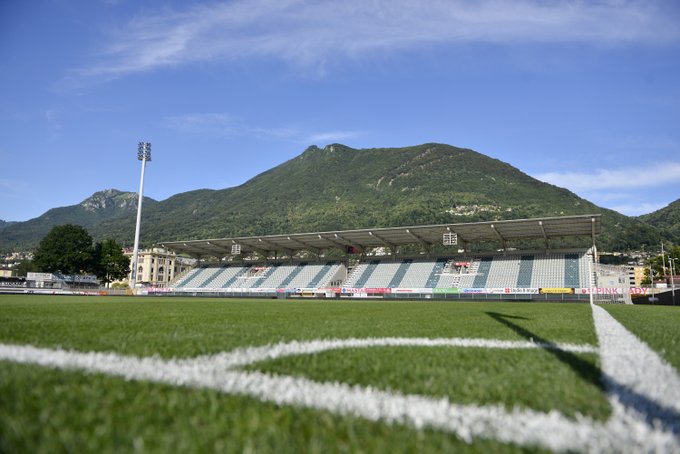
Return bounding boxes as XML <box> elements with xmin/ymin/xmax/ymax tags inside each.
<box><xmin>256</xmin><ymin>238</ymin><xmax>279</xmax><ymax>251</ymax></box>
<box><xmin>405</xmin><ymin>229</ymin><xmax>432</xmax><ymax>248</ymax></box>
<box><xmin>204</xmin><ymin>241</ymin><xmax>233</xmax><ymax>258</ymax></box>
<box><xmin>237</xmin><ymin>239</ymin><xmax>276</xmax><ymax>258</ymax></box>
<box><xmin>253</xmin><ymin>237</ymin><xmax>295</xmax><ymax>256</ymax></box>
<box><xmin>591</xmin><ymin>217</ymin><xmax>597</xmax><ymax>251</ymax></box>
<box><xmin>332</xmin><ymin>233</ymin><xmax>364</xmax><ymax>253</ymax></box>
<box><xmin>180</xmin><ymin>242</ymin><xmax>218</xmax><ymax>260</ymax></box>
<box><xmin>369</xmin><ymin>231</ymin><xmax>396</xmax><ymax>252</ymax></box>
<box><xmin>253</xmin><ymin>247</ymin><xmax>272</xmax><ymax>257</ymax></box>
<box><xmin>287</xmin><ymin>236</ymin><xmax>320</xmax><ymax>255</ymax></box>
<box><xmin>490</xmin><ymin>224</ymin><xmax>507</xmax><ymax>251</ymax></box>
<box><xmin>317</xmin><ymin>234</ymin><xmax>347</xmax><ymax>251</ymax></box>
<box><xmin>538</xmin><ymin>221</ymin><xmax>550</xmax><ymax>250</ymax></box>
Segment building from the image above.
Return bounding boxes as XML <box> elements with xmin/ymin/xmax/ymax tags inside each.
<box><xmin>629</xmin><ymin>265</ymin><xmax>647</xmax><ymax>287</ymax></box>
<box><xmin>125</xmin><ymin>247</ymin><xmax>194</xmax><ymax>287</ymax></box>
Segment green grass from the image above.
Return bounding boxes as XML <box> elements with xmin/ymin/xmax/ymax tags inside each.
<box><xmin>0</xmin><ymin>295</ymin><xmax>598</xmax><ymax>358</ymax></box>
<box><xmin>603</xmin><ymin>304</ymin><xmax>680</xmax><ymax>371</ymax></box>
<box><xmin>0</xmin><ymin>295</ymin><xmax>618</xmax><ymax>452</ymax></box>
<box><xmin>1</xmin><ymin>361</ymin><xmax>551</xmax><ymax>454</ymax></box>
<box><xmin>250</xmin><ymin>346</ymin><xmax>608</xmax><ymax>420</ymax></box>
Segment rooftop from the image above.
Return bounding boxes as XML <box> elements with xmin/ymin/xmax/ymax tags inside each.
<box><xmin>161</xmin><ymin>214</ymin><xmax>601</xmax><ymax>259</ymax></box>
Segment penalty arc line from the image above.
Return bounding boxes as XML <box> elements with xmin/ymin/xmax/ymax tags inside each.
<box><xmin>1</xmin><ymin>326</ymin><xmax>679</xmax><ymax>452</ymax></box>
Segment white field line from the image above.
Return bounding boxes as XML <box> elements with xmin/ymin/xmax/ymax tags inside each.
<box><xmin>194</xmin><ymin>336</ymin><xmax>598</xmax><ymax>369</ymax></box>
<box><xmin>0</xmin><ymin>329</ymin><xmax>678</xmax><ymax>452</ymax></box>
<box><xmin>590</xmin><ymin>303</ymin><xmax>680</xmax><ymax>450</ymax></box>
<box><xmin>0</xmin><ymin>339</ymin><xmax>602</xmax><ymax>451</ymax></box>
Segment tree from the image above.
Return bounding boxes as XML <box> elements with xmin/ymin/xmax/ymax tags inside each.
<box><xmin>643</xmin><ymin>245</ymin><xmax>680</xmax><ymax>285</ymax></box>
<box><xmin>33</xmin><ymin>224</ymin><xmax>94</xmax><ymax>275</ymax></box>
<box><xmin>14</xmin><ymin>259</ymin><xmax>38</xmax><ymax>277</ymax></box>
<box><xmin>93</xmin><ymin>239</ymin><xmax>130</xmax><ymax>287</ymax></box>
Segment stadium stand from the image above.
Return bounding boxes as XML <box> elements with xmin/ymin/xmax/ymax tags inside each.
<box><xmin>425</xmin><ymin>259</ymin><xmax>448</xmax><ymax>288</ymax></box>
<box><xmin>397</xmin><ymin>260</ymin><xmax>435</xmax><ymax>288</ymax></box>
<box><xmin>171</xmin><ymin>249</ymin><xmax>594</xmax><ymax>294</ymax></box>
<box><xmin>163</xmin><ymin>215</ymin><xmax>605</xmax><ymax>301</ymax></box>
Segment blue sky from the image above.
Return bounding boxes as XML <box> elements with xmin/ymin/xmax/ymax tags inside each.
<box><xmin>1</xmin><ymin>0</ymin><xmax>679</xmax><ymax>223</ymax></box>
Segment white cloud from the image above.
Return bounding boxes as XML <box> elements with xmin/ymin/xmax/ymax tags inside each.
<box><xmin>608</xmin><ymin>202</ymin><xmax>668</xmax><ymax>217</ymax></box>
<box><xmin>534</xmin><ymin>162</ymin><xmax>680</xmax><ymax>215</ymax></box>
<box><xmin>44</xmin><ymin>109</ymin><xmax>63</xmax><ymax>133</ymax></box>
<box><xmin>306</xmin><ymin>131</ymin><xmax>361</xmax><ymax>144</ymax></box>
<box><xmin>74</xmin><ymin>0</ymin><xmax>680</xmax><ymax>81</ymax></box>
<box><xmin>163</xmin><ymin>113</ymin><xmax>244</xmax><ymax>136</ymax></box>
<box><xmin>162</xmin><ymin>112</ymin><xmax>360</xmax><ymax>144</ymax></box>
<box><xmin>534</xmin><ymin>162</ymin><xmax>680</xmax><ymax>192</ymax></box>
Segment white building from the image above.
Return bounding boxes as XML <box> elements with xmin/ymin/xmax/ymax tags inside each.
<box><xmin>125</xmin><ymin>247</ymin><xmax>194</xmax><ymax>287</ymax></box>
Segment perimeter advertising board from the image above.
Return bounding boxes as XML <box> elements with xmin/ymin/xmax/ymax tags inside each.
<box><xmin>577</xmin><ymin>287</ymin><xmax>651</xmax><ymax>295</ymax></box>
<box><xmin>539</xmin><ymin>288</ymin><xmax>575</xmax><ymax>294</ymax></box>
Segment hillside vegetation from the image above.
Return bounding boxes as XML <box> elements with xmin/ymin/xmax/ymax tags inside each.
<box><xmin>1</xmin><ymin>144</ymin><xmax>674</xmax><ymax>252</ymax></box>
<box><xmin>639</xmin><ymin>198</ymin><xmax>680</xmax><ymax>241</ymax></box>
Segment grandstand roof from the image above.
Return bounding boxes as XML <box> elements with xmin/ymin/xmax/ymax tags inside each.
<box><xmin>161</xmin><ymin>214</ymin><xmax>601</xmax><ymax>258</ymax></box>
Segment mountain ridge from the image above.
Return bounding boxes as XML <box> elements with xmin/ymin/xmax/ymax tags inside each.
<box><xmin>0</xmin><ymin>143</ymin><xmax>675</xmax><ymax>252</ymax></box>
<box><xmin>0</xmin><ymin>189</ymin><xmax>158</xmax><ymax>252</ymax></box>
<box><xmin>639</xmin><ymin>198</ymin><xmax>680</xmax><ymax>240</ymax></box>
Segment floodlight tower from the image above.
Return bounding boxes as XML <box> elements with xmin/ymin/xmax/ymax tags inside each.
<box><xmin>670</xmin><ymin>257</ymin><xmax>677</xmax><ymax>306</ymax></box>
<box><xmin>130</xmin><ymin>142</ymin><xmax>151</xmax><ymax>290</ymax></box>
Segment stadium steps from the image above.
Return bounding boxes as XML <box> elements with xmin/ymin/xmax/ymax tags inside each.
<box><xmin>485</xmin><ymin>256</ymin><xmax>521</xmax><ymax>288</ymax></box>
<box><xmin>472</xmin><ymin>257</ymin><xmax>493</xmax><ymax>288</ymax></box>
<box><xmin>388</xmin><ymin>259</ymin><xmax>413</xmax><ymax>288</ymax></box>
<box><xmin>307</xmin><ymin>262</ymin><xmax>334</xmax><ymax>287</ymax></box>
<box><xmin>256</xmin><ymin>264</ymin><xmax>299</xmax><ymax>288</ymax></box>
<box><xmin>344</xmin><ymin>265</ymin><xmax>363</xmax><ymax>286</ymax></box>
<box><xmin>363</xmin><ymin>261</ymin><xmax>402</xmax><ymax>288</ymax></box>
<box><xmin>564</xmin><ymin>253</ymin><xmax>580</xmax><ymax>287</ymax></box>
<box><xmin>222</xmin><ymin>266</ymin><xmax>253</xmax><ymax>288</ymax></box>
<box><xmin>517</xmin><ymin>255</ymin><xmax>534</xmax><ymax>287</ymax></box>
<box><xmin>174</xmin><ymin>267</ymin><xmax>203</xmax><ymax>287</ymax></box>
<box><xmin>398</xmin><ymin>260</ymin><xmax>436</xmax><ymax>288</ymax></box>
<box><xmin>426</xmin><ymin>259</ymin><xmax>447</xmax><ymax>287</ymax></box>
<box><xmin>251</xmin><ymin>263</ymin><xmax>282</xmax><ymax>288</ymax></box>
<box><xmin>353</xmin><ymin>260</ymin><xmax>380</xmax><ymax>287</ymax></box>
<box><xmin>180</xmin><ymin>267</ymin><xmax>220</xmax><ymax>288</ymax></box>
<box><xmin>198</xmin><ymin>267</ymin><xmax>229</xmax><ymax>288</ymax></box>
<box><xmin>208</xmin><ymin>266</ymin><xmax>245</xmax><ymax>288</ymax></box>
<box><xmin>279</xmin><ymin>263</ymin><xmax>307</xmax><ymax>288</ymax></box>
<box><xmin>531</xmin><ymin>253</ymin><xmax>565</xmax><ymax>288</ymax></box>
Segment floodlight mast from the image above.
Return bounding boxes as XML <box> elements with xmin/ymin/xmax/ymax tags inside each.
<box><xmin>670</xmin><ymin>258</ymin><xmax>677</xmax><ymax>306</ymax></box>
<box><xmin>130</xmin><ymin>142</ymin><xmax>151</xmax><ymax>290</ymax></box>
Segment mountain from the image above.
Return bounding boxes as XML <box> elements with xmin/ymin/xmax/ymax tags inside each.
<box><xmin>0</xmin><ymin>143</ymin><xmax>668</xmax><ymax>252</ymax></box>
<box><xmin>0</xmin><ymin>220</ymin><xmax>17</xmax><ymax>231</ymax></box>
<box><xmin>0</xmin><ymin>189</ymin><xmax>158</xmax><ymax>251</ymax></box>
<box><xmin>639</xmin><ymin>198</ymin><xmax>680</xmax><ymax>241</ymax></box>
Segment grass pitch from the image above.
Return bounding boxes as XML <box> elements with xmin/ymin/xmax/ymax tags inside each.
<box><xmin>0</xmin><ymin>294</ymin><xmax>678</xmax><ymax>452</ymax></box>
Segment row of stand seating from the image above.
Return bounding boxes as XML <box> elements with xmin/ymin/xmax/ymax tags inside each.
<box><xmin>173</xmin><ymin>250</ymin><xmax>592</xmax><ymax>291</ymax></box>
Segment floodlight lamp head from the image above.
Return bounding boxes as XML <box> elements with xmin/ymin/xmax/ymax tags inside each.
<box><xmin>137</xmin><ymin>141</ymin><xmax>152</xmax><ymax>161</ymax></box>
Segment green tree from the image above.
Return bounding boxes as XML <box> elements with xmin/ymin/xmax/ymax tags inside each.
<box><xmin>33</xmin><ymin>224</ymin><xmax>94</xmax><ymax>275</ymax></box>
<box><xmin>643</xmin><ymin>245</ymin><xmax>680</xmax><ymax>284</ymax></box>
<box><xmin>93</xmin><ymin>239</ymin><xmax>130</xmax><ymax>287</ymax></box>
<box><xmin>14</xmin><ymin>259</ymin><xmax>38</xmax><ymax>277</ymax></box>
